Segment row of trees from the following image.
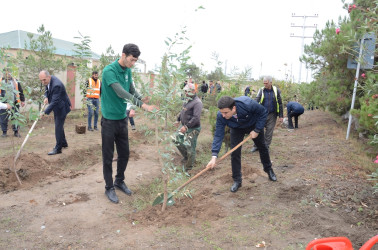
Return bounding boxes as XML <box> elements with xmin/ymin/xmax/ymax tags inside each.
<box><xmin>299</xmin><ymin>0</ymin><xmax>377</xmax><ymax>143</ymax></box>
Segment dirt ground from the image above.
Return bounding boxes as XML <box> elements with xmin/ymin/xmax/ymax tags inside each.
<box><xmin>0</xmin><ymin>109</ymin><xmax>377</xmax><ymax>249</ymax></box>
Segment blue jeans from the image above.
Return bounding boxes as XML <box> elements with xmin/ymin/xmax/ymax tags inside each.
<box><xmin>87</xmin><ymin>98</ymin><xmax>99</xmax><ymax>129</ymax></box>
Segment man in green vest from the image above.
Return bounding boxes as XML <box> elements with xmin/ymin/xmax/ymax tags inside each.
<box><xmin>251</xmin><ymin>76</ymin><xmax>283</xmax><ymax>152</ymax></box>
<box><xmin>101</xmin><ymin>43</ymin><xmax>157</xmax><ymax>204</ymax></box>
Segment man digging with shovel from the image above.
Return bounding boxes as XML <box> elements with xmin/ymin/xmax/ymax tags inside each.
<box><xmin>206</xmin><ymin>96</ymin><xmax>277</xmax><ymax>193</ymax></box>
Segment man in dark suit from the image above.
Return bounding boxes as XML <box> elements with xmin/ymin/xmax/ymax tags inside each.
<box><xmin>39</xmin><ymin>70</ymin><xmax>71</xmax><ymax>155</ymax></box>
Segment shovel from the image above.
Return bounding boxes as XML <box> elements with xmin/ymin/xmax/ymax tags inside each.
<box><xmin>152</xmin><ymin>134</ymin><xmax>253</xmax><ymax>206</ymax></box>
<box><xmin>13</xmin><ymin>104</ymin><xmax>46</xmax><ymax>183</ymax></box>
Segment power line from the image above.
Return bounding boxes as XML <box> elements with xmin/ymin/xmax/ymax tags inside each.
<box><xmin>290</xmin><ymin>13</ymin><xmax>318</xmax><ymax>83</ymax></box>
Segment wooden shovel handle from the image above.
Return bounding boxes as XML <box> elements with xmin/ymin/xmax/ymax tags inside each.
<box><xmin>217</xmin><ymin>134</ymin><xmax>252</xmax><ymax>162</ymax></box>
<box><xmin>173</xmin><ymin>134</ymin><xmax>252</xmax><ymax>193</ymax></box>
<box><xmin>14</xmin><ymin>103</ymin><xmax>46</xmax><ymax>163</ymax></box>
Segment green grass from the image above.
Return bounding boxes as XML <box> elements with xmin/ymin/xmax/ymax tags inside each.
<box><xmin>130</xmin><ymin>177</ymin><xmax>164</xmax><ymax>211</ymax></box>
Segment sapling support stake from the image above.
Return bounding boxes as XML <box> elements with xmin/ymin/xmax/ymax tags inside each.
<box><xmin>152</xmin><ymin>134</ymin><xmax>253</xmax><ymax>206</ymax></box>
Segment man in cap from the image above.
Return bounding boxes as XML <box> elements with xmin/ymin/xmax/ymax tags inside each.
<box><xmin>173</xmin><ymin>83</ymin><xmax>203</xmax><ymax>171</ymax></box>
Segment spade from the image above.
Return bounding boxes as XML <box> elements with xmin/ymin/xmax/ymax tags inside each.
<box><xmin>153</xmin><ymin>134</ymin><xmax>252</xmax><ymax>206</ymax></box>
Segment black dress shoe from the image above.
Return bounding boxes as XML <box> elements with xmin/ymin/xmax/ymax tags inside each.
<box><xmin>48</xmin><ymin>148</ymin><xmax>62</xmax><ymax>155</ymax></box>
<box><xmin>114</xmin><ymin>181</ymin><xmax>132</xmax><ymax>196</ymax></box>
<box><xmin>230</xmin><ymin>181</ymin><xmax>242</xmax><ymax>192</ymax></box>
<box><xmin>14</xmin><ymin>131</ymin><xmax>21</xmax><ymax>137</ymax></box>
<box><xmin>105</xmin><ymin>188</ymin><xmax>119</xmax><ymax>203</ymax></box>
<box><xmin>266</xmin><ymin>169</ymin><xmax>277</xmax><ymax>181</ymax></box>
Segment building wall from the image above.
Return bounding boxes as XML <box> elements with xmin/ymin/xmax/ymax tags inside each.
<box><xmin>1</xmin><ymin>48</ymin><xmax>100</xmax><ymax>110</ymax></box>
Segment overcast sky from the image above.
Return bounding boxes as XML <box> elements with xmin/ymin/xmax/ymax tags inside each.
<box><xmin>1</xmin><ymin>0</ymin><xmax>347</xmax><ymax>82</ymax></box>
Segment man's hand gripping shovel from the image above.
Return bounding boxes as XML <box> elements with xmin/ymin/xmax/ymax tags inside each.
<box><xmin>152</xmin><ymin>134</ymin><xmax>253</xmax><ymax>206</ymax></box>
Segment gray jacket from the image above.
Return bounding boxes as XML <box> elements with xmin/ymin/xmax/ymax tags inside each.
<box><xmin>177</xmin><ymin>95</ymin><xmax>203</xmax><ymax>128</ymax></box>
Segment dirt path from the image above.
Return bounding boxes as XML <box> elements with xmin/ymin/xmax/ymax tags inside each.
<box><xmin>0</xmin><ymin>110</ymin><xmax>377</xmax><ymax>249</ymax></box>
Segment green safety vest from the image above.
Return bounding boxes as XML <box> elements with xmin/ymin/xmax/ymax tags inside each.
<box><xmin>259</xmin><ymin>86</ymin><xmax>279</xmax><ymax>113</ymax></box>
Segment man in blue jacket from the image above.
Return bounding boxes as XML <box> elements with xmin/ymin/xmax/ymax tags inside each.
<box><xmin>206</xmin><ymin>96</ymin><xmax>277</xmax><ymax>193</ymax></box>
<box><xmin>39</xmin><ymin>70</ymin><xmax>71</xmax><ymax>155</ymax></box>
<box><xmin>286</xmin><ymin>101</ymin><xmax>304</xmax><ymax>129</ymax></box>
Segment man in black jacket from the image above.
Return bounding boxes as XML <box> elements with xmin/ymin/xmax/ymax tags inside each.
<box><xmin>200</xmin><ymin>80</ymin><xmax>208</xmax><ymax>99</ymax></box>
<box><xmin>39</xmin><ymin>70</ymin><xmax>72</xmax><ymax>155</ymax></box>
<box><xmin>0</xmin><ymin>68</ymin><xmax>25</xmax><ymax>138</ymax></box>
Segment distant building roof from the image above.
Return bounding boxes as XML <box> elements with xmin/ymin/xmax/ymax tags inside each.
<box><xmin>0</xmin><ymin>30</ymin><xmax>100</xmax><ymax>60</ymax></box>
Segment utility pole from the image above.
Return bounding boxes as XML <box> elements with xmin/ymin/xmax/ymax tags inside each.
<box><xmin>290</xmin><ymin>13</ymin><xmax>318</xmax><ymax>83</ymax></box>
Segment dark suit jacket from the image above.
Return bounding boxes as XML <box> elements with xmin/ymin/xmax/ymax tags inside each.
<box><xmin>44</xmin><ymin>76</ymin><xmax>71</xmax><ymax>117</ymax></box>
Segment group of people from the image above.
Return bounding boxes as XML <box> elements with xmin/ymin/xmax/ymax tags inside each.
<box><xmin>38</xmin><ymin>44</ymin><xmax>156</xmax><ymax>203</ymax></box>
<box><xmin>1</xmin><ymin>42</ymin><xmax>306</xmax><ymax>204</ymax></box>
<box><xmin>183</xmin><ymin>79</ymin><xmax>222</xmax><ymax>97</ymax></box>
<box><xmin>0</xmin><ymin>68</ymin><xmax>25</xmax><ymax>138</ymax></box>
<box><xmin>245</xmin><ymin>79</ymin><xmax>305</xmax><ymax>153</ymax></box>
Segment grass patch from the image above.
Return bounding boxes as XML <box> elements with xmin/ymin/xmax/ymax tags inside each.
<box><xmin>131</xmin><ymin>177</ymin><xmax>164</xmax><ymax>211</ymax></box>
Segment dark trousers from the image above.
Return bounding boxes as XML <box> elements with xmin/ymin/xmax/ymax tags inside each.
<box><xmin>230</xmin><ymin>127</ymin><xmax>272</xmax><ymax>183</ymax></box>
<box><xmin>53</xmin><ymin>112</ymin><xmax>68</xmax><ymax>150</ymax></box>
<box><xmin>288</xmin><ymin>112</ymin><xmax>301</xmax><ymax>128</ymax></box>
<box><xmin>0</xmin><ymin>105</ymin><xmax>20</xmax><ymax>133</ymax></box>
<box><xmin>101</xmin><ymin>117</ymin><xmax>129</xmax><ymax>190</ymax></box>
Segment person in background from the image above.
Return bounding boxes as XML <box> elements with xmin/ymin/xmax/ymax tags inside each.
<box><xmin>209</xmin><ymin>80</ymin><xmax>215</xmax><ymax>94</ymax></box>
<box><xmin>0</xmin><ymin>68</ymin><xmax>25</xmax><ymax>138</ymax></box>
<box><xmin>286</xmin><ymin>101</ymin><xmax>304</xmax><ymax>129</ymax></box>
<box><xmin>84</xmin><ymin>71</ymin><xmax>101</xmax><ymax>131</ymax></box>
<box><xmin>39</xmin><ymin>70</ymin><xmax>71</xmax><ymax>155</ymax></box>
<box><xmin>200</xmin><ymin>80</ymin><xmax>208</xmax><ymax>100</ymax></box>
<box><xmin>173</xmin><ymin>83</ymin><xmax>203</xmax><ymax>172</ymax></box>
<box><xmin>244</xmin><ymin>86</ymin><xmax>251</xmax><ymax>97</ymax></box>
<box><xmin>215</xmin><ymin>81</ymin><xmax>222</xmax><ymax>93</ymax></box>
<box><xmin>126</xmin><ymin>102</ymin><xmax>136</xmax><ymax>130</ymax></box>
<box><xmin>206</xmin><ymin>96</ymin><xmax>277</xmax><ymax>193</ymax></box>
<box><xmin>251</xmin><ymin>76</ymin><xmax>283</xmax><ymax>153</ymax></box>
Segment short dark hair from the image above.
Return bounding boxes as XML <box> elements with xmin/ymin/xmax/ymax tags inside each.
<box><xmin>122</xmin><ymin>43</ymin><xmax>141</xmax><ymax>58</ymax></box>
<box><xmin>92</xmin><ymin>71</ymin><xmax>98</xmax><ymax>75</ymax></box>
<box><xmin>217</xmin><ymin>96</ymin><xmax>235</xmax><ymax>109</ymax></box>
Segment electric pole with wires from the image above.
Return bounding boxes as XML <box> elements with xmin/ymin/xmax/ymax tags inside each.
<box><xmin>290</xmin><ymin>13</ymin><xmax>318</xmax><ymax>83</ymax></box>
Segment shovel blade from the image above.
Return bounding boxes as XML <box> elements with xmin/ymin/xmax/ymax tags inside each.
<box><xmin>152</xmin><ymin>192</ymin><xmax>174</xmax><ymax>206</ymax></box>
